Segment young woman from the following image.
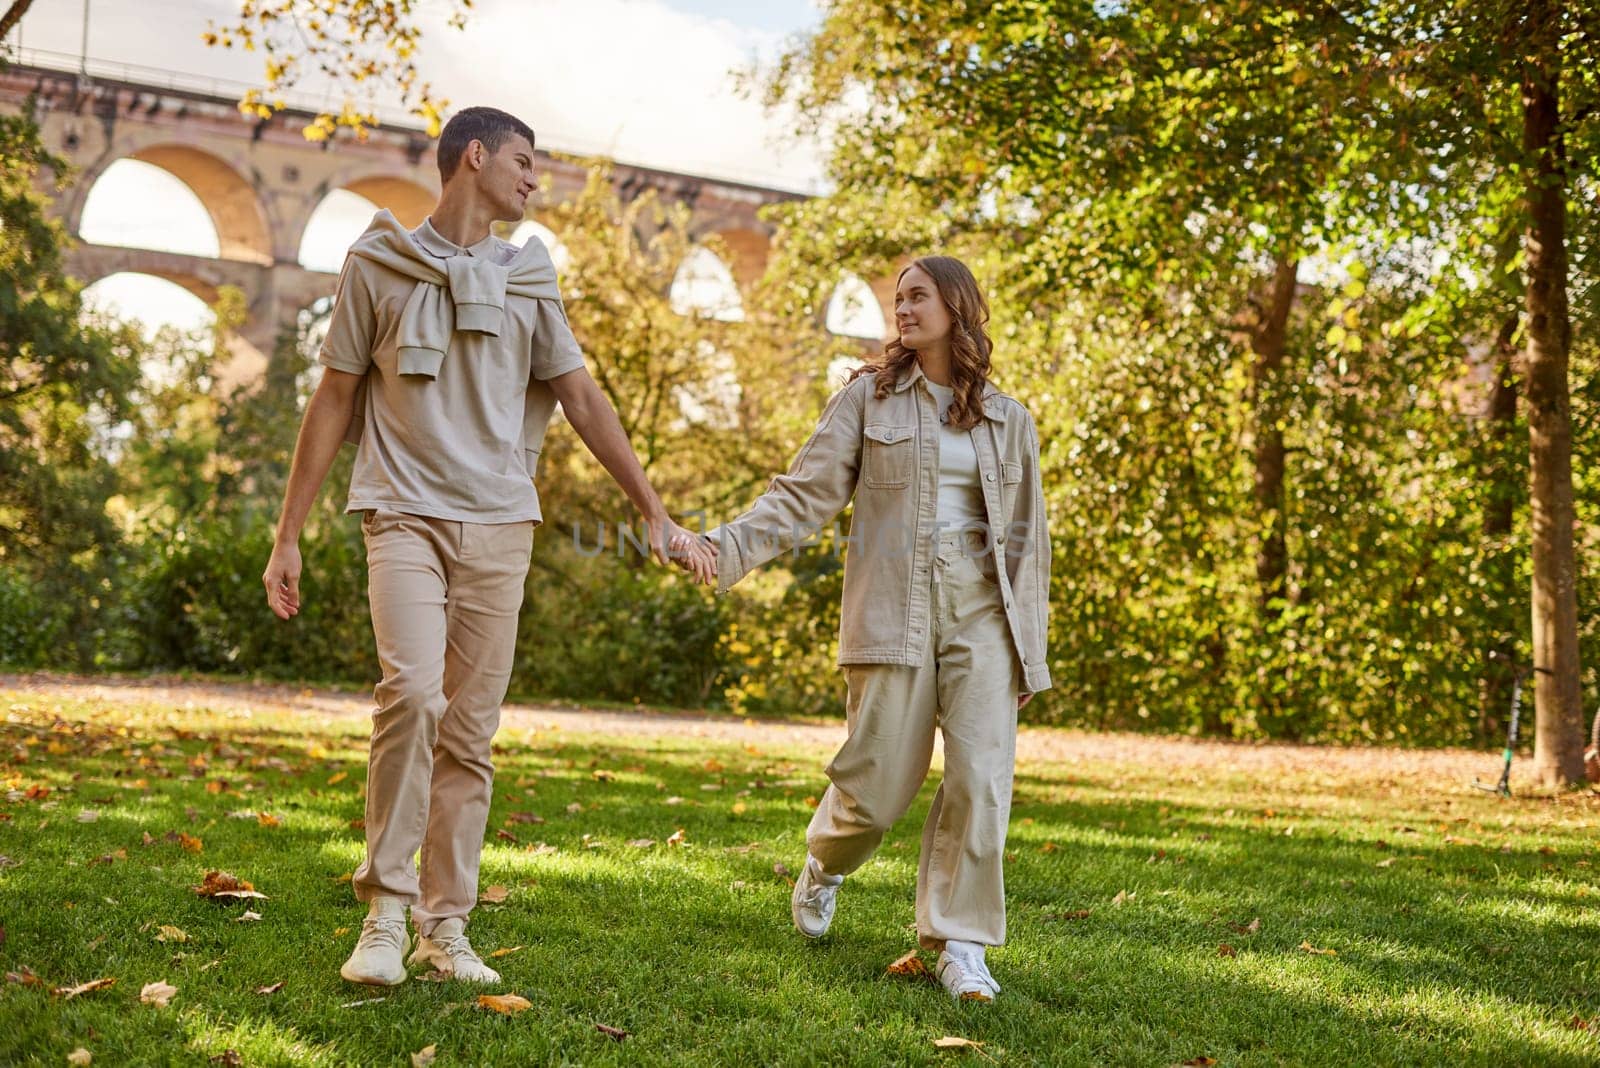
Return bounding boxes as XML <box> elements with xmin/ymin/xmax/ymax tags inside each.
<box><xmin>691</xmin><ymin>256</ymin><xmax>1051</xmax><ymax>1001</ymax></box>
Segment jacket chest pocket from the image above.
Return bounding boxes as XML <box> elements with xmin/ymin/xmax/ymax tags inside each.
<box><xmin>863</xmin><ymin>424</ymin><xmax>915</xmax><ymax>488</ymax></box>
<box><xmin>999</xmin><ymin>460</ymin><xmax>1023</xmax><ymax>512</ymax></box>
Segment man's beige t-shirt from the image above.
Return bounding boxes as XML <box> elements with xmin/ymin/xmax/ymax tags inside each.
<box><xmin>319</xmin><ymin>218</ymin><xmax>586</xmax><ymax>525</ymax></box>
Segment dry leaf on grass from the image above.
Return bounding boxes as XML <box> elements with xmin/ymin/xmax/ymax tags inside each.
<box><xmin>480</xmin><ymin>885</ymin><xmax>510</xmax><ymax>904</ymax></box>
<box><xmin>7</xmin><ymin>966</ymin><xmax>44</xmax><ymax>987</ymax></box>
<box><xmin>933</xmin><ymin>1036</ymin><xmax>991</xmax><ymax>1057</ymax></box>
<box><xmin>155</xmin><ymin>925</ymin><xmax>189</xmax><ymax>943</ymax></box>
<box><xmin>495</xmin><ymin>829</ymin><xmax>519</xmax><ymax>844</ymax></box>
<box><xmin>667</xmin><ymin>828</ymin><xmax>687</xmax><ymax>847</ymax></box>
<box><xmin>1227</xmin><ymin>917</ymin><xmax>1261</xmax><ymax>935</ymax></box>
<box><xmin>192</xmin><ymin>871</ymin><xmax>267</xmax><ymax>900</ymax></box>
<box><xmin>1181</xmin><ymin>1058</ymin><xmax>1219</xmax><ymax>1066</ymax></box>
<box><xmin>773</xmin><ymin>862</ymin><xmax>794</xmax><ymax>886</ymax></box>
<box><xmin>66</xmin><ymin>1048</ymin><xmax>92</xmax><ymax>1065</ymax></box>
<box><xmin>595</xmin><ymin>1023</ymin><xmax>629</xmax><ymax>1042</ymax></box>
<box><xmin>887</xmin><ymin>950</ymin><xmax>935</xmax><ymax>983</ymax></box>
<box><xmin>1218</xmin><ymin>943</ymin><xmax>1237</xmax><ymax>958</ymax></box>
<box><xmin>1112</xmin><ymin>890</ymin><xmax>1133</xmax><ymax>907</ymax></box>
<box><xmin>178</xmin><ymin>833</ymin><xmax>204</xmax><ymax>854</ymax></box>
<box><xmin>1567</xmin><ymin>1015</ymin><xmax>1592</xmax><ymax>1031</ymax></box>
<box><xmin>477</xmin><ymin>993</ymin><xmax>532</xmax><ymax>1015</ymax></box>
<box><xmin>255</xmin><ymin>981</ymin><xmax>284</xmax><ymax>995</ymax></box>
<box><xmin>233</xmin><ymin>911</ymin><xmax>262</xmax><ymax>923</ymax></box>
<box><xmin>209</xmin><ymin>1052</ymin><xmax>242</xmax><ymax>1067</ymax></box>
<box><xmin>411</xmin><ymin>1045</ymin><xmax>437</xmax><ymax>1067</ymax></box>
<box><xmin>257</xmin><ymin>813</ymin><xmax>281</xmax><ymax>829</ymax></box>
<box><xmin>53</xmin><ymin>977</ymin><xmax>117</xmax><ymax>999</ymax></box>
<box><xmin>625</xmin><ymin>839</ymin><xmax>656</xmax><ymax>849</ymax></box>
<box><xmin>488</xmin><ymin>946</ymin><xmax>524</xmax><ymax>959</ymax></box>
<box><xmin>327</xmin><ymin>771</ymin><xmax>348</xmax><ymax>786</ymax></box>
<box><xmin>1299</xmin><ymin>940</ymin><xmax>1337</xmax><ymax>956</ymax></box>
<box><xmin>139</xmin><ymin>980</ymin><xmax>177</xmax><ymax>1007</ymax></box>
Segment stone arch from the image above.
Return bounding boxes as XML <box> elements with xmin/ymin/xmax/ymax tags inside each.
<box><xmin>295</xmin><ymin>173</ymin><xmax>438</xmax><ymax>272</ymax></box>
<box><xmin>700</xmin><ymin>226</ymin><xmax>770</xmax><ymax>290</ymax></box>
<box><xmin>670</xmin><ymin>245</ymin><xmax>745</xmax><ymax>322</ymax></box>
<box><xmin>826</xmin><ymin>273</ymin><xmax>888</xmax><ymax>340</ymax></box>
<box><xmin>75</xmin><ymin>144</ymin><xmax>273</xmax><ymax>266</ymax></box>
<box><xmin>509</xmin><ymin>218</ymin><xmax>571</xmax><ymax>272</ymax></box>
<box><xmin>80</xmin><ymin>269</ymin><xmax>267</xmax><ymax>392</ymax></box>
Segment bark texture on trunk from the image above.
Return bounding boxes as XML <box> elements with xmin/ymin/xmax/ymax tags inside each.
<box><xmin>1520</xmin><ymin>11</ymin><xmax>1586</xmax><ymax>788</ymax></box>
<box><xmin>1250</xmin><ymin>255</ymin><xmax>1299</xmax><ymax>620</ymax></box>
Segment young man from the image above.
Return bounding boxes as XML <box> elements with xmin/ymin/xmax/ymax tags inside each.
<box><xmin>261</xmin><ymin>106</ymin><xmax>716</xmax><ymax>987</ymax></box>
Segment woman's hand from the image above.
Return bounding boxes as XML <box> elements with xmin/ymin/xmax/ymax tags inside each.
<box><xmin>1017</xmin><ymin>692</ymin><xmax>1033</xmax><ymax>710</ymax></box>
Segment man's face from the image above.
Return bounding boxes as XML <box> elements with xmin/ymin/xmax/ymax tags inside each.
<box><xmin>476</xmin><ymin>135</ymin><xmax>536</xmax><ymax>222</ymax></box>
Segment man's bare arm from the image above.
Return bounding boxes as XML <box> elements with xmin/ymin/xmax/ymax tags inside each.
<box><xmin>262</xmin><ymin>369</ymin><xmax>364</xmax><ymax>620</ymax></box>
<box><xmin>546</xmin><ymin>366</ymin><xmax>716</xmax><ymax>584</ymax></box>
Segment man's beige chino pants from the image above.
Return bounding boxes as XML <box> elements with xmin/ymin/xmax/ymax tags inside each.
<box><xmin>807</xmin><ymin>530</ymin><xmax>1021</xmax><ymax>949</ymax></box>
<box><xmin>351</xmin><ymin>510</ymin><xmax>533</xmax><ymax>935</ymax></box>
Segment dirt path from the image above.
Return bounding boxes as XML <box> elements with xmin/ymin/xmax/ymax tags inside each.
<box><xmin>1</xmin><ymin>671</ymin><xmax>1515</xmax><ymax>785</ymax></box>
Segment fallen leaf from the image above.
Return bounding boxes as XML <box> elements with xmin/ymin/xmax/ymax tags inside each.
<box><xmin>626</xmin><ymin>838</ymin><xmax>656</xmax><ymax>849</ymax></box>
<box><xmin>732</xmin><ymin>801</ymin><xmax>748</xmax><ymax>816</ymax></box>
<box><xmin>488</xmin><ymin>946</ymin><xmax>524</xmax><ymax>959</ymax></box>
<box><xmin>255</xmin><ymin>981</ymin><xmax>284</xmax><ymax>995</ymax></box>
<box><xmin>1567</xmin><ymin>1015</ymin><xmax>1592</xmax><ymax>1031</ymax></box>
<box><xmin>1218</xmin><ymin>943</ymin><xmax>1237</xmax><ymax>958</ymax></box>
<box><xmin>933</xmin><ymin>1036</ymin><xmax>984</xmax><ymax>1050</ymax></box>
<box><xmin>53</xmin><ymin>977</ymin><xmax>117</xmax><ymax>999</ymax></box>
<box><xmin>595</xmin><ymin>1023</ymin><xmax>629</xmax><ymax>1042</ymax></box>
<box><xmin>155</xmin><ymin>925</ymin><xmax>189</xmax><ymax>943</ymax></box>
<box><xmin>192</xmin><ymin>870</ymin><xmax>267</xmax><ymax>900</ymax></box>
<box><xmin>327</xmin><ymin>771</ymin><xmax>348</xmax><ymax>786</ymax></box>
<box><xmin>6</xmin><ymin>966</ymin><xmax>44</xmax><ymax>987</ymax></box>
<box><xmin>67</xmin><ymin>1048</ymin><xmax>92</xmax><ymax>1066</ymax></box>
<box><xmin>1047</xmin><ymin>909</ymin><xmax>1093</xmax><ymax>921</ymax></box>
<box><xmin>1112</xmin><ymin>890</ymin><xmax>1133</xmax><ymax>907</ymax></box>
<box><xmin>1299</xmin><ymin>940</ymin><xmax>1337</xmax><ymax>956</ymax></box>
<box><xmin>506</xmin><ymin>812</ymin><xmax>545</xmax><ymax>825</ymax></box>
<box><xmin>87</xmin><ymin>849</ymin><xmax>127</xmax><ymax>868</ymax></box>
<box><xmin>663</xmin><ymin>796</ymin><xmax>686</xmax><ymax>806</ymax></box>
<box><xmin>333</xmin><ymin>927</ymin><xmax>350</xmax><ymax>937</ymax></box>
<box><xmin>76</xmin><ymin>810</ymin><xmax>99</xmax><ymax>823</ymax></box>
<box><xmin>1182</xmin><ymin>1059</ymin><xmax>1219</xmax><ymax>1067</ymax></box>
<box><xmin>233</xmin><ymin>911</ymin><xmax>262</xmax><ymax>923</ymax></box>
<box><xmin>887</xmin><ymin>950</ymin><xmax>934</xmax><ymax>982</ymax></box>
<box><xmin>411</xmin><ymin>1045</ymin><xmax>437</xmax><ymax>1067</ymax></box>
<box><xmin>1039</xmin><ymin>841</ymin><xmax>1059</xmax><ymax>853</ymax></box>
<box><xmin>477</xmin><ymin>993</ymin><xmax>532</xmax><ymax>1015</ymax></box>
<box><xmin>209</xmin><ymin>1052</ymin><xmax>242</xmax><ymax>1067</ymax></box>
<box><xmin>1376</xmin><ymin>857</ymin><xmax>1397</xmax><ymax>868</ymax></box>
<box><xmin>699</xmin><ymin>783</ymin><xmax>722</xmax><ymax>792</ymax></box>
<box><xmin>565</xmin><ymin>802</ymin><xmax>583</xmax><ymax>814</ymax></box>
<box><xmin>178</xmin><ymin>833</ymin><xmax>203</xmax><ymax>854</ymax></box>
<box><xmin>1228</xmin><ymin>917</ymin><xmax>1261</xmax><ymax>935</ymax></box>
<box><xmin>257</xmin><ymin>813</ymin><xmax>281</xmax><ymax>829</ymax></box>
<box><xmin>803</xmin><ymin>796</ymin><xmax>819</xmax><ymax>808</ymax></box>
<box><xmin>666</xmin><ymin>828</ymin><xmax>687</xmax><ymax>847</ymax></box>
<box><xmin>140</xmin><ymin>980</ymin><xmax>177</xmax><ymax>1007</ymax></box>
<box><xmin>495</xmin><ymin>829</ymin><xmax>519</xmax><ymax>844</ymax></box>
<box><xmin>480</xmin><ymin>885</ymin><xmax>510</xmax><ymax>904</ymax></box>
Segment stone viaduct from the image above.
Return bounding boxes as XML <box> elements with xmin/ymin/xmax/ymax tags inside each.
<box><xmin>0</xmin><ymin>59</ymin><xmax>891</xmax><ymax>380</ymax></box>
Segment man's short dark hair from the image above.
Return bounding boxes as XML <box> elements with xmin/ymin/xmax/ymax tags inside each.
<box><xmin>437</xmin><ymin>107</ymin><xmax>537</xmax><ymax>182</ymax></box>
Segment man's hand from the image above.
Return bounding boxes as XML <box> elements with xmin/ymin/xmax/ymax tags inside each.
<box><xmin>263</xmin><ymin>540</ymin><xmax>304</xmax><ymax>620</ymax></box>
<box><xmin>651</xmin><ymin>515</ymin><xmax>717</xmax><ymax>585</ymax></box>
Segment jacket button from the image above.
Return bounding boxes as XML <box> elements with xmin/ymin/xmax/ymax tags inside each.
<box><xmin>985</xmin><ymin>473</ymin><xmax>997</xmax><ymax>482</ymax></box>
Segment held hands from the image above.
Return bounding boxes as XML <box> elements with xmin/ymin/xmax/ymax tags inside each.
<box><xmin>647</xmin><ymin>514</ymin><xmax>718</xmax><ymax>586</ymax></box>
<box><xmin>262</xmin><ymin>540</ymin><xmax>303</xmax><ymax>620</ymax></box>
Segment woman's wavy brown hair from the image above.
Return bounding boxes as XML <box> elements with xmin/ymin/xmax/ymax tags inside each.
<box><xmin>851</xmin><ymin>255</ymin><xmax>993</xmax><ymax>431</ymax></box>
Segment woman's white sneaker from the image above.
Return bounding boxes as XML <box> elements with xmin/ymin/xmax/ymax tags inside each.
<box><xmin>339</xmin><ymin>897</ymin><xmax>411</xmax><ymax>986</ymax></box>
<box><xmin>791</xmin><ymin>854</ymin><xmax>843</xmax><ymax>938</ymax></box>
<box><xmin>407</xmin><ymin>918</ymin><xmax>502</xmax><ymax>983</ymax></box>
<box><xmin>936</xmin><ymin>940</ymin><xmax>1000</xmax><ymax>1002</ymax></box>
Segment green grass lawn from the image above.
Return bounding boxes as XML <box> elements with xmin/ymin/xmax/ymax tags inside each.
<box><xmin>2</xmin><ymin>689</ymin><xmax>1598</xmax><ymax>1067</ymax></box>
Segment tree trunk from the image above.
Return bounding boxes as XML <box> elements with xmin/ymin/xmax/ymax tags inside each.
<box><xmin>0</xmin><ymin>0</ymin><xmax>38</xmax><ymax>45</ymax></box>
<box><xmin>1521</xmin><ymin>11</ymin><xmax>1586</xmax><ymax>788</ymax></box>
<box><xmin>1480</xmin><ymin>314</ymin><xmax>1519</xmax><ymax>741</ymax></box>
<box><xmin>1251</xmin><ymin>255</ymin><xmax>1299</xmax><ymax>619</ymax></box>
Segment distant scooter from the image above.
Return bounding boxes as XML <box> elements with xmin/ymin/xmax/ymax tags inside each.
<box><xmin>1473</xmin><ymin>652</ymin><xmax>1554</xmax><ymax>798</ymax></box>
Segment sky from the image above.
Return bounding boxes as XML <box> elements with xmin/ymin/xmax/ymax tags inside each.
<box><xmin>11</xmin><ymin>0</ymin><xmax>876</xmax><ymax>337</ymax></box>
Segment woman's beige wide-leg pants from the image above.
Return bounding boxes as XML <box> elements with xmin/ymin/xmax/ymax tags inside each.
<box><xmin>806</xmin><ymin>530</ymin><xmax>1021</xmax><ymax>949</ymax></box>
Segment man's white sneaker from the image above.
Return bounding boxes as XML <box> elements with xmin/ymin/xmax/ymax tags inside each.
<box><xmin>936</xmin><ymin>941</ymin><xmax>1000</xmax><ymax>1002</ymax></box>
<box><xmin>407</xmin><ymin>918</ymin><xmax>502</xmax><ymax>983</ymax></box>
<box><xmin>340</xmin><ymin>897</ymin><xmax>410</xmax><ymax>986</ymax></box>
<box><xmin>791</xmin><ymin>854</ymin><xmax>843</xmax><ymax>938</ymax></box>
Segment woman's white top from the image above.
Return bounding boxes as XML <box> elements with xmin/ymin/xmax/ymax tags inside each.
<box><xmin>925</xmin><ymin>380</ymin><xmax>986</xmax><ymax>528</ymax></box>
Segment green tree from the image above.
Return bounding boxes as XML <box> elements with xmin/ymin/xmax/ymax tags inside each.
<box><xmin>0</xmin><ymin>91</ymin><xmax>142</xmax><ymax>668</ymax></box>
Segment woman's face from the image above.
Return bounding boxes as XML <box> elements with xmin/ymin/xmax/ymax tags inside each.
<box><xmin>894</xmin><ymin>265</ymin><xmax>953</xmax><ymax>351</ymax></box>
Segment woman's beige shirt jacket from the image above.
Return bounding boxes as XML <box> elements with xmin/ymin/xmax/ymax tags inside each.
<box><xmin>711</xmin><ymin>362</ymin><xmax>1052</xmax><ymax>694</ymax></box>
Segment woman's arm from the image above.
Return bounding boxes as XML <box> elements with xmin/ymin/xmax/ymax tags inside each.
<box><xmin>1007</xmin><ymin>408</ymin><xmax>1053</xmax><ymax>694</ymax></box>
<box><xmin>711</xmin><ymin>378</ymin><xmax>866</xmax><ymax>592</ymax></box>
